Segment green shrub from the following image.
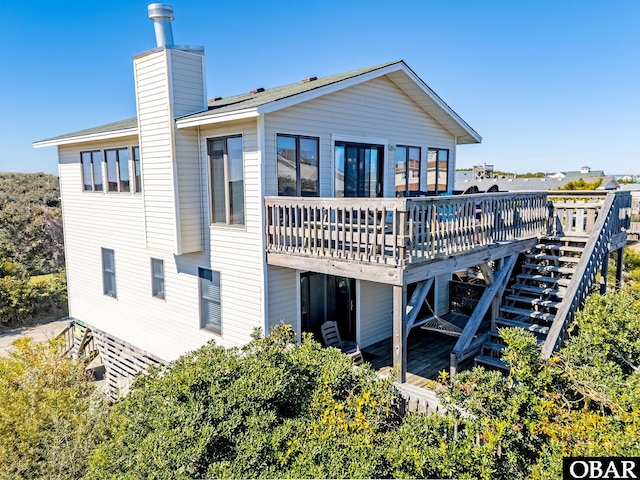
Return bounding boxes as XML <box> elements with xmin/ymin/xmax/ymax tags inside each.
<box><xmin>0</xmin><ymin>271</ymin><xmax>67</xmax><ymax>326</ymax></box>
<box><xmin>0</xmin><ymin>336</ymin><xmax>107</xmax><ymax>479</ymax></box>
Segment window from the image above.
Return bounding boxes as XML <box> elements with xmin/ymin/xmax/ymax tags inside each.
<box><xmin>105</xmin><ymin>148</ymin><xmax>130</xmax><ymax>192</ymax></box>
<box><xmin>395</xmin><ymin>146</ymin><xmax>421</xmax><ymax>196</ymax></box>
<box><xmin>151</xmin><ymin>258</ymin><xmax>165</xmax><ymax>299</ymax></box>
<box><xmin>208</xmin><ymin>136</ymin><xmax>244</xmax><ymax>225</ymax></box>
<box><xmin>334</xmin><ymin>142</ymin><xmax>383</xmax><ymax>197</ymax></box>
<box><xmin>427</xmin><ymin>148</ymin><xmax>449</xmax><ymax>194</ymax></box>
<box><xmin>81</xmin><ymin>151</ymin><xmax>103</xmax><ymax>191</ymax></box>
<box><xmin>132</xmin><ymin>146</ymin><xmax>142</xmax><ymax>193</ymax></box>
<box><xmin>277</xmin><ymin>134</ymin><xmax>319</xmax><ymax>196</ymax></box>
<box><xmin>199</xmin><ymin>267</ymin><xmax>221</xmax><ymax>334</ymax></box>
<box><xmin>101</xmin><ymin>248</ymin><xmax>116</xmax><ymax>298</ymax></box>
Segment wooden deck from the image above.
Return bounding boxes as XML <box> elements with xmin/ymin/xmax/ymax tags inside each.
<box><xmin>265</xmin><ymin>192</ymin><xmax>549</xmax><ymax>281</ymax></box>
<box><xmin>362</xmin><ymin>312</ymin><xmax>480</xmax><ymax>388</ymax></box>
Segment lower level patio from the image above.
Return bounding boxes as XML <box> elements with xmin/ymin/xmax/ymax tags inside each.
<box><xmin>362</xmin><ymin>312</ymin><xmax>479</xmax><ymax>388</ymax></box>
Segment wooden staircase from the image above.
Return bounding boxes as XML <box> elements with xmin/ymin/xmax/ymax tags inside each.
<box><xmin>475</xmin><ymin>236</ymin><xmax>588</xmax><ymax>371</ymax></box>
<box><xmin>59</xmin><ymin>321</ymin><xmax>99</xmax><ymax>363</ymax></box>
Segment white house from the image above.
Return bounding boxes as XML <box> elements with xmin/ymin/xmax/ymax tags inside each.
<box><xmin>35</xmin><ymin>4</ymin><xmax>629</xmax><ymax>400</ymax></box>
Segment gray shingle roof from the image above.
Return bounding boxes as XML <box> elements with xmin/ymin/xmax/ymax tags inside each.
<box><xmin>37</xmin><ymin>117</ymin><xmax>138</xmax><ymax>144</ymax></box>
<box><xmin>182</xmin><ymin>60</ymin><xmax>401</xmax><ymax>120</ymax></box>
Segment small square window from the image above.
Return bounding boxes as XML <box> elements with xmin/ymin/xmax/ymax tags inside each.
<box><xmin>199</xmin><ymin>267</ymin><xmax>221</xmax><ymax>334</ymax></box>
<box><xmin>151</xmin><ymin>258</ymin><xmax>165</xmax><ymax>299</ymax></box>
<box><xmin>101</xmin><ymin>248</ymin><xmax>116</xmax><ymax>298</ymax></box>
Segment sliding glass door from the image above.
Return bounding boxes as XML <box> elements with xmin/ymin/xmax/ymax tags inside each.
<box><xmin>335</xmin><ymin>142</ymin><xmax>383</xmax><ymax>197</ymax></box>
<box><xmin>300</xmin><ymin>273</ymin><xmax>356</xmax><ymax>343</ymax></box>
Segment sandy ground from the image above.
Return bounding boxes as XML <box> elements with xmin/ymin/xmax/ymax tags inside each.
<box><xmin>0</xmin><ymin>318</ymin><xmax>70</xmax><ymax>357</ymax></box>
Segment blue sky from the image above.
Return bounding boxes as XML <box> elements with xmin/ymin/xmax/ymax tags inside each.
<box><xmin>2</xmin><ymin>1</ymin><xmax>639</xmax><ymax>175</ymax></box>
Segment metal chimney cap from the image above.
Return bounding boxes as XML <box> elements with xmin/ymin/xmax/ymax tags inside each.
<box><xmin>148</xmin><ymin>3</ymin><xmax>174</xmax><ymax>21</ymax></box>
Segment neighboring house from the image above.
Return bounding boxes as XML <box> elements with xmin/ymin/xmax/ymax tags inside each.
<box><xmin>35</xmin><ymin>5</ymin><xmax>631</xmax><ymax>403</ymax></box>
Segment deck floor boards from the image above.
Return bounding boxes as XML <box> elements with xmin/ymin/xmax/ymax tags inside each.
<box><xmin>363</xmin><ymin>312</ymin><xmax>477</xmax><ymax>387</ymax></box>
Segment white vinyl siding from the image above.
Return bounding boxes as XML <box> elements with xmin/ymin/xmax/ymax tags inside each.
<box><xmin>358</xmin><ymin>280</ymin><xmax>393</xmax><ymax>348</ymax></box>
<box><xmin>263</xmin><ymin>76</ymin><xmax>456</xmax><ymax>197</ymax></box>
<box><xmin>267</xmin><ymin>265</ymin><xmax>298</xmax><ymax>333</ymax></box>
<box><xmin>133</xmin><ymin>48</ymin><xmax>206</xmax><ymax>255</ymax></box>
<box><xmin>198</xmin><ymin>119</ymin><xmax>264</xmax><ymax>346</ymax></box>
<box><xmin>134</xmin><ymin>50</ymin><xmax>177</xmax><ymax>253</ymax></box>
<box><xmin>57</xmin><ymin>127</ymin><xmax>263</xmax><ymax>361</ymax></box>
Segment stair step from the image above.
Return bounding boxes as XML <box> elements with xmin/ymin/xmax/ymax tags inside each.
<box><xmin>505</xmin><ymin>295</ymin><xmax>561</xmax><ymax>309</ymax></box>
<box><xmin>521</xmin><ymin>263</ymin><xmax>576</xmax><ymax>275</ymax></box>
<box><xmin>495</xmin><ymin>317</ymin><xmax>550</xmax><ymax>335</ymax></box>
<box><xmin>500</xmin><ymin>305</ymin><xmax>555</xmax><ymax>321</ymax></box>
<box><xmin>482</xmin><ymin>341</ymin><xmax>506</xmax><ymax>354</ymax></box>
<box><xmin>534</xmin><ymin>244</ymin><xmax>585</xmax><ymax>254</ymax></box>
<box><xmin>510</xmin><ymin>284</ymin><xmax>566</xmax><ymax>297</ymax></box>
<box><xmin>516</xmin><ymin>274</ymin><xmax>571</xmax><ymax>286</ymax></box>
<box><xmin>525</xmin><ymin>253</ymin><xmax>580</xmax><ymax>263</ymax></box>
<box><xmin>475</xmin><ymin>354</ymin><xmax>509</xmax><ymax>371</ymax></box>
<box><xmin>543</xmin><ymin>235</ymin><xmax>589</xmax><ymax>244</ymax></box>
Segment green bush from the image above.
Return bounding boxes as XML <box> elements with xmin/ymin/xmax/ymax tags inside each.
<box><xmin>0</xmin><ymin>336</ymin><xmax>107</xmax><ymax>479</ymax></box>
<box><xmin>0</xmin><ymin>271</ymin><xmax>67</xmax><ymax>326</ymax></box>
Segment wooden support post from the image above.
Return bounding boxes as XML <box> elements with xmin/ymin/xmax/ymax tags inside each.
<box><xmin>450</xmin><ymin>352</ymin><xmax>458</xmax><ymax>379</ymax></box>
<box><xmin>393</xmin><ymin>284</ymin><xmax>408</xmax><ymax>383</ymax></box>
<box><xmin>600</xmin><ymin>252</ymin><xmax>609</xmax><ymax>295</ymax></box>
<box><xmin>616</xmin><ymin>246</ymin><xmax>624</xmax><ymax>291</ymax></box>
<box><xmin>480</xmin><ymin>259</ymin><xmax>503</xmax><ymax>330</ymax></box>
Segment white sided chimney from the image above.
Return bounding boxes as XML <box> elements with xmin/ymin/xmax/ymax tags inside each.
<box><xmin>133</xmin><ymin>4</ymin><xmax>207</xmax><ymax>255</ymax></box>
<box><xmin>148</xmin><ymin>3</ymin><xmax>175</xmax><ymax>47</ymax></box>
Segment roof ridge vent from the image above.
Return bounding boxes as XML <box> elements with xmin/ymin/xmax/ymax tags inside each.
<box><xmin>301</xmin><ymin>76</ymin><xmax>317</xmax><ymax>83</ymax></box>
<box><xmin>250</xmin><ymin>88</ymin><xmax>265</xmax><ymax>94</ymax></box>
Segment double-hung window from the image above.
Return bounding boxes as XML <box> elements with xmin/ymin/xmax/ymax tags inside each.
<box><xmin>277</xmin><ymin>134</ymin><xmax>319</xmax><ymax>196</ymax></box>
<box><xmin>81</xmin><ymin>151</ymin><xmax>103</xmax><ymax>191</ymax></box>
<box><xmin>208</xmin><ymin>136</ymin><xmax>244</xmax><ymax>225</ymax></box>
<box><xmin>132</xmin><ymin>146</ymin><xmax>142</xmax><ymax>193</ymax></box>
<box><xmin>395</xmin><ymin>146</ymin><xmax>421</xmax><ymax>196</ymax></box>
<box><xmin>427</xmin><ymin>148</ymin><xmax>449</xmax><ymax>194</ymax></box>
<box><xmin>101</xmin><ymin>248</ymin><xmax>116</xmax><ymax>298</ymax></box>
<box><xmin>199</xmin><ymin>268</ymin><xmax>221</xmax><ymax>334</ymax></box>
<box><xmin>151</xmin><ymin>258</ymin><xmax>165</xmax><ymax>299</ymax></box>
<box><xmin>105</xmin><ymin>148</ymin><xmax>130</xmax><ymax>192</ymax></box>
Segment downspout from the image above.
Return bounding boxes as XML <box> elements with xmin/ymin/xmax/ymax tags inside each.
<box><xmin>257</xmin><ymin>114</ymin><xmax>269</xmax><ymax>337</ymax></box>
<box><xmin>451</xmin><ymin>136</ymin><xmax>457</xmax><ymax>194</ymax></box>
<box><xmin>197</xmin><ymin>125</ymin><xmax>205</xmax><ymax>252</ymax></box>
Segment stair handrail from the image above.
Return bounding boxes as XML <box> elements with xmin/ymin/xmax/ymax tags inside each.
<box><xmin>58</xmin><ymin>320</ymin><xmax>75</xmax><ymax>357</ymax></box>
<box><xmin>541</xmin><ymin>191</ymin><xmax>629</xmax><ymax>358</ymax></box>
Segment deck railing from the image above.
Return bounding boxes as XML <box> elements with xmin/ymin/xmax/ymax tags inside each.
<box><xmin>546</xmin><ymin>191</ymin><xmax>610</xmax><ymax>236</ymax></box>
<box><xmin>541</xmin><ymin>190</ymin><xmax>631</xmax><ymax>357</ymax></box>
<box><xmin>265</xmin><ymin>192</ymin><xmax>549</xmax><ymax>267</ymax></box>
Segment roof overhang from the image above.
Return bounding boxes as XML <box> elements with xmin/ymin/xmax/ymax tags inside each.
<box><xmin>33</xmin><ymin>126</ymin><xmax>138</xmax><ymax>148</ymax></box>
<box><xmin>175</xmin><ymin>108</ymin><xmax>259</xmax><ymax>129</ymax></box>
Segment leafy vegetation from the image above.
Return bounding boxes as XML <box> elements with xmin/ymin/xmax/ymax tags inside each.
<box><xmin>81</xmin><ymin>288</ymin><xmax>640</xmax><ymax>480</ymax></box>
<box><xmin>556</xmin><ymin>177</ymin><xmax>603</xmax><ymax>190</ymax></box>
<box><xmin>0</xmin><ymin>337</ymin><xmax>106</xmax><ymax>479</ymax></box>
<box><xmin>0</xmin><ymin>173</ymin><xmax>67</xmax><ymax>328</ymax></box>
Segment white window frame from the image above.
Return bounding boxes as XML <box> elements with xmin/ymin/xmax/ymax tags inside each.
<box><xmin>101</xmin><ymin>248</ymin><xmax>116</xmax><ymax>298</ymax></box>
<box><xmin>151</xmin><ymin>258</ymin><xmax>165</xmax><ymax>300</ymax></box>
<box><xmin>199</xmin><ymin>267</ymin><xmax>222</xmax><ymax>335</ymax></box>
